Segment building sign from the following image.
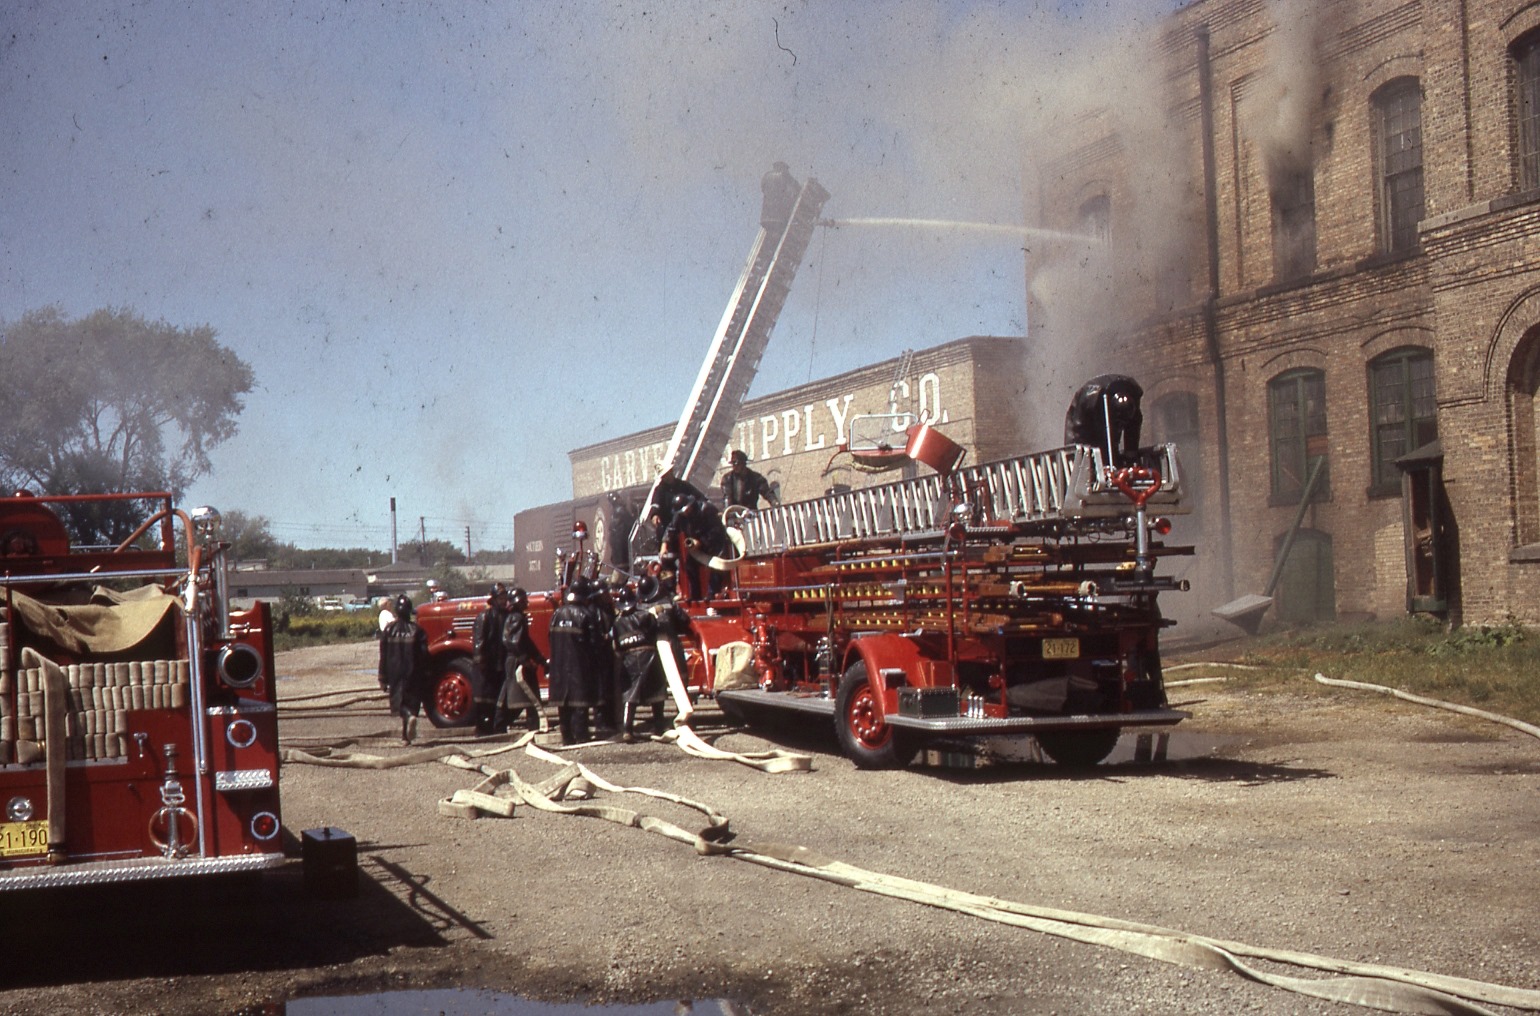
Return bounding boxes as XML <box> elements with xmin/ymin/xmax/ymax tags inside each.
<box><xmin>573</xmin><ymin>365</ymin><xmax>964</xmax><ymax>499</ymax></box>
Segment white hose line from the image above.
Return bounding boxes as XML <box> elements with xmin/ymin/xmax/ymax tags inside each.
<box><xmin>655</xmin><ymin>724</ymin><xmax>813</xmax><ymax>773</ymax></box>
<box><xmin>448</xmin><ymin>749</ymin><xmax>1537</xmax><ymax>1016</ymax></box>
<box><xmin>1165</xmin><ymin>662</ymin><xmax>1265</xmax><ymax>672</ymax></box>
<box><xmin>656</xmin><ymin>636</ymin><xmax>695</xmax><ymax>725</ymax></box>
<box><xmin>1313</xmin><ymin>673</ymin><xmax>1540</xmax><ymax>741</ymax></box>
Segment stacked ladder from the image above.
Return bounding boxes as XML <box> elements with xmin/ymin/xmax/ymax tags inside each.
<box><xmin>635</xmin><ymin>178</ymin><xmax>832</xmax><ymax>534</ymax></box>
<box><xmin>735</xmin><ymin>443</ymin><xmax>1185</xmax><ymax>557</ymax></box>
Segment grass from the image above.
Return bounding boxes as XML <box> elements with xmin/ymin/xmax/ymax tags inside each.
<box><xmin>273</xmin><ymin>612</ymin><xmax>378</xmax><ymax>653</ymax></box>
<box><xmin>1173</xmin><ymin>616</ymin><xmax>1540</xmax><ymax>726</ymax></box>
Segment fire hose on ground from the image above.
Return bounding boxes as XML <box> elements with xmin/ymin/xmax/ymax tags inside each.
<box><xmin>280</xmin><ymin>731</ymin><xmax>1540</xmax><ymax>1016</ymax></box>
<box><xmin>277</xmin><ymin>669</ymin><xmax>1540</xmax><ymax>1014</ymax></box>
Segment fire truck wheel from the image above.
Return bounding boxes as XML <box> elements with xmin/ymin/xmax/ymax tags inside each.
<box><xmin>1035</xmin><ymin>728</ymin><xmax>1121</xmax><ymax>768</ymax></box>
<box><xmin>834</xmin><ymin>661</ymin><xmax>915</xmax><ymax>769</ymax></box>
<box><xmin>426</xmin><ymin>658</ymin><xmax>476</xmax><ymax>728</ymax></box>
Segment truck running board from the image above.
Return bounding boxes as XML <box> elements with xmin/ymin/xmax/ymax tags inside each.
<box><xmin>715</xmin><ymin>688</ymin><xmax>1187</xmax><ymax>735</ymax></box>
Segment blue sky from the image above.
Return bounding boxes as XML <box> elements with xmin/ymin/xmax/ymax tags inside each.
<box><xmin>2</xmin><ymin>0</ymin><xmax>1182</xmax><ymax>551</ymax></box>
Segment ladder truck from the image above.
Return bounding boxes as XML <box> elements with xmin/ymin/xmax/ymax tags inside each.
<box><xmin>0</xmin><ymin>493</ymin><xmax>287</xmax><ymax>889</ymax></box>
<box><xmin>417</xmin><ymin>167</ymin><xmax>1194</xmax><ymax>769</ymax></box>
<box><xmin>683</xmin><ymin>431</ymin><xmax>1192</xmax><ymax>768</ymax></box>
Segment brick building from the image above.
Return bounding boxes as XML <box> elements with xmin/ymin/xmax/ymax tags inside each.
<box><xmin>1025</xmin><ymin>0</ymin><xmax>1540</xmax><ymax>627</ymax></box>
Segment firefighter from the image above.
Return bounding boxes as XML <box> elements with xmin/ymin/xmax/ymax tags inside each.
<box><xmin>660</xmin><ymin>492</ymin><xmax>731</xmax><ymax>601</ymax></box>
<box><xmin>721</xmin><ymin>449</ymin><xmax>778</xmax><ymax>512</ymax></box>
<box><xmin>493</xmin><ymin>586</ymin><xmax>547</xmax><ymax>733</ymax></box>
<box><xmin>590</xmin><ymin>578</ymin><xmax>620</xmax><ymax>738</ymax></box>
<box><xmin>642</xmin><ymin>573</ymin><xmax>691</xmax><ymax>730</ymax></box>
<box><xmin>760</xmin><ymin>161</ymin><xmax>800</xmax><ymax>233</ymax></box>
<box><xmin>610</xmin><ymin>584</ymin><xmax>668</xmax><ymax>741</ymax></box>
<box><xmin>1064</xmin><ymin>374</ymin><xmax>1144</xmax><ymax>467</ymax></box>
<box><xmin>547</xmin><ymin>576</ymin><xmax>603</xmax><ymax>745</ymax></box>
<box><xmin>471</xmin><ymin>583</ymin><xmax>511</xmax><ymax>735</ymax></box>
<box><xmin>378</xmin><ymin>594</ymin><xmax>430</xmax><ymax>745</ymax></box>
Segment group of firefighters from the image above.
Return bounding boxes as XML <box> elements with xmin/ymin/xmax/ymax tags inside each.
<box><xmin>376</xmin><ymin>444</ymin><xmax>781</xmax><ymax>746</ymax></box>
<box><xmin>376</xmin><ymin>575</ymin><xmax>692</xmax><ymax>748</ymax></box>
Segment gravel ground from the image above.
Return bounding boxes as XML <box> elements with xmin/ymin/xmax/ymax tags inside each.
<box><xmin>1</xmin><ymin>639</ymin><xmax>1537</xmax><ymax>1016</ymax></box>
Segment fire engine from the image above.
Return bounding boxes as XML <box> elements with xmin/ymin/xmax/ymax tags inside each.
<box><xmin>0</xmin><ymin>492</ymin><xmax>286</xmax><ymax>889</ymax></box>
<box><xmin>414</xmin><ymin>167</ymin><xmax>1193</xmax><ymax>767</ymax></box>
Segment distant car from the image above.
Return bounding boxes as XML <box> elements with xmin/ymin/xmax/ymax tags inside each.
<box><xmin>344</xmin><ymin>598</ymin><xmax>373</xmax><ymax>613</ymax></box>
<box><xmin>319</xmin><ymin>596</ymin><xmax>345</xmax><ymax>611</ymax></box>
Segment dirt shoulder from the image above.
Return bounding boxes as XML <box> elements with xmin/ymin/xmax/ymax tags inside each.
<box><xmin>2</xmin><ymin>641</ymin><xmax>1537</xmax><ymax>1016</ymax></box>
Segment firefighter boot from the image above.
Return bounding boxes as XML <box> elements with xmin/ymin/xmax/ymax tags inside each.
<box><xmin>621</xmin><ymin>703</ymin><xmax>637</xmax><ymax>743</ymax></box>
<box><xmin>651</xmin><ymin>703</ymin><xmax>668</xmax><ymax>735</ymax></box>
<box><xmin>524</xmin><ymin>706</ymin><xmax>541</xmax><ymax>732</ymax></box>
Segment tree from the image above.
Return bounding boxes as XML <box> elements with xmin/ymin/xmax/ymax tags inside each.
<box><xmin>220</xmin><ymin>510</ymin><xmax>279</xmax><ymax>564</ymax></box>
<box><xmin>0</xmin><ymin>306</ymin><xmax>254</xmax><ymax>544</ymax></box>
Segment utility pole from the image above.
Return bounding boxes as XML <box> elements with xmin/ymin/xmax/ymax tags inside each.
<box><xmin>464</xmin><ymin>526</ymin><xmax>472</xmax><ymax>561</ymax></box>
<box><xmin>419</xmin><ymin>517</ymin><xmax>426</xmax><ymax>565</ymax></box>
<box><xmin>389</xmin><ymin>497</ymin><xmax>398</xmax><ymax>564</ymax></box>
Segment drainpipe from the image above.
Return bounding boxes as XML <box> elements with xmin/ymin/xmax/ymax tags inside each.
<box><xmin>1196</xmin><ymin>24</ymin><xmax>1236</xmax><ymax>600</ymax></box>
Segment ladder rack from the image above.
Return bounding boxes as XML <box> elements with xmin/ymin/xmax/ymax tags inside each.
<box><xmin>734</xmin><ymin>443</ymin><xmax>1186</xmax><ymax>556</ymax></box>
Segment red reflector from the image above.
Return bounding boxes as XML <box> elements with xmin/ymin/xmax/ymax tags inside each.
<box><xmin>250</xmin><ymin>811</ymin><xmax>280</xmax><ymax>842</ymax></box>
<box><xmin>1152</xmin><ymin>517</ymin><xmax>1173</xmax><ymax>535</ymax></box>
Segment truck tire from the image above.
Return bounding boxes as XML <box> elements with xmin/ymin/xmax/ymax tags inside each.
<box><xmin>1036</xmin><ymin>728</ymin><xmax>1120</xmax><ymax>768</ymax></box>
<box><xmin>834</xmin><ymin>661</ymin><xmax>915</xmax><ymax>769</ymax></box>
<box><xmin>427</xmin><ymin>658</ymin><xmax>476</xmax><ymax>728</ymax></box>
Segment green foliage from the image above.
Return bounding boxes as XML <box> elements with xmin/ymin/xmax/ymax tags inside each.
<box><xmin>1219</xmin><ymin>617</ymin><xmax>1540</xmax><ymax>725</ymax></box>
<box><xmin>275</xmin><ymin>611</ymin><xmax>379</xmax><ymax>652</ymax></box>
<box><xmin>0</xmin><ymin>306</ymin><xmax>253</xmax><ymax>545</ymax></box>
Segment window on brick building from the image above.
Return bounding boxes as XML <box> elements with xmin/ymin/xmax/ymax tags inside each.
<box><xmin>1153</xmin><ymin>391</ymin><xmax>1203</xmax><ymax>534</ymax></box>
<box><xmin>1515</xmin><ymin>32</ymin><xmax>1540</xmax><ymax>191</ymax></box>
<box><xmin>1374</xmin><ymin>78</ymin><xmax>1424</xmax><ymax>254</ymax></box>
<box><xmin>1268</xmin><ymin>368</ymin><xmax>1329</xmax><ymax>504</ymax></box>
<box><xmin>1509</xmin><ymin>326</ymin><xmax>1540</xmax><ymax>546</ymax></box>
<box><xmin>1078</xmin><ymin>194</ymin><xmax>1110</xmax><ymax>241</ymax></box>
<box><xmin>1271</xmin><ymin>166</ymin><xmax>1317</xmax><ymax>281</ymax></box>
<box><xmin>1368</xmin><ymin>347</ymin><xmax>1437</xmax><ymax>496</ymax></box>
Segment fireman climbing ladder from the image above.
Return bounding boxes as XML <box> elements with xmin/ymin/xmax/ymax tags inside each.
<box><xmin>634</xmin><ymin>176</ymin><xmax>833</xmax><ymax>540</ymax></box>
<box><xmin>734</xmin><ymin>442</ymin><xmax>1188</xmax><ymax>557</ymax></box>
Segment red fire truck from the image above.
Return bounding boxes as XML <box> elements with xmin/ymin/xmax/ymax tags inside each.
<box><xmin>414</xmin><ymin>168</ymin><xmax>1192</xmax><ymax>767</ymax></box>
<box><xmin>0</xmin><ymin>492</ymin><xmax>286</xmax><ymax>889</ymax></box>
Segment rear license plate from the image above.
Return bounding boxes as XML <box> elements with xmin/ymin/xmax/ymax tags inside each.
<box><xmin>1042</xmin><ymin>638</ymin><xmax>1080</xmax><ymax>660</ymax></box>
<box><xmin>0</xmin><ymin>820</ymin><xmax>47</xmax><ymax>858</ymax></box>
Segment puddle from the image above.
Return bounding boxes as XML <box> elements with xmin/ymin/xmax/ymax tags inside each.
<box><xmin>922</xmin><ymin>730</ymin><xmax>1239</xmax><ymax>768</ymax></box>
<box><xmin>274</xmin><ymin>990</ymin><xmax>746</xmax><ymax>1015</ymax></box>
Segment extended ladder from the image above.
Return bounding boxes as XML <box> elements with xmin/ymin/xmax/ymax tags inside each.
<box><xmin>634</xmin><ymin>177</ymin><xmax>832</xmax><ymax>537</ymax></box>
<box><xmin>734</xmin><ymin>443</ymin><xmax>1187</xmax><ymax>556</ymax></box>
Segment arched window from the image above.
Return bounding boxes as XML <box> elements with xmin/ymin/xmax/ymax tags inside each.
<box><xmin>1509</xmin><ymin>325</ymin><xmax>1540</xmax><ymax>546</ymax></box>
<box><xmin>1268</xmin><ymin>368</ymin><xmax>1329</xmax><ymax>503</ymax></box>
<box><xmin>1153</xmin><ymin>391</ymin><xmax>1203</xmax><ymax>535</ymax></box>
<box><xmin>1513</xmin><ymin>30</ymin><xmax>1540</xmax><ymax>191</ymax></box>
<box><xmin>1373</xmin><ymin>78</ymin><xmax>1424</xmax><ymax>254</ymax></box>
<box><xmin>1078</xmin><ymin>194</ymin><xmax>1111</xmax><ymax>241</ymax></box>
<box><xmin>1368</xmin><ymin>347</ymin><xmax>1437</xmax><ymax>495</ymax></box>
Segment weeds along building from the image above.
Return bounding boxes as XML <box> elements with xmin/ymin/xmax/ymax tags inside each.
<box><xmin>1023</xmin><ymin>0</ymin><xmax>1540</xmax><ymax>628</ymax></box>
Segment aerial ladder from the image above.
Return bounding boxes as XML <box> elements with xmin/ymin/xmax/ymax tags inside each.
<box><xmin>630</xmin><ymin>174</ymin><xmax>832</xmax><ymax>556</ymax></box>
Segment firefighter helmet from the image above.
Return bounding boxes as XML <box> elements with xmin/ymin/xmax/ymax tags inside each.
<box><xmin>636</xmin><ymin>575</ymin><xmax>660</xmax><ymax>603</ymax></box>
<box><xmin>614</xmin><ymin>586</ymin><xmax>638</xmax><ymax>612</ymax></box>
<box><xmin>489</xmin><ymin>582</ymin><xmax>509</xmax><ymax>603</ymax></box>
<box><xmin>393</xmin><ymin>594</ymin><xmax>414</xmax><ymax>619</ymax></box>
<box><xmin>508</xmin><ymin>586</ymin><xmax>528</xmax><ymax>611</ymax></box>
<box><xmin>566</xmin><ymin>577</ymin><xmax>593</xmax><ymax>603</ymax></box>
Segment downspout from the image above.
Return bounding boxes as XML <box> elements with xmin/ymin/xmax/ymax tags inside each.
<box><xmin>1196</xmin><ymin>25</ymin><xmax>1236</xmax><ymax>600</ymax></box>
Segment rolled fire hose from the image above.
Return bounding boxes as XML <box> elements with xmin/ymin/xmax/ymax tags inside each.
<box><xmin>21</xmin><ymin>648</ymin><xmax>69</xmax><ymax>860</ymax></box>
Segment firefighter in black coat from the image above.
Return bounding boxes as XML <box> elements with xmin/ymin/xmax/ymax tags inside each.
<box><xmin>493</xmin><ymin>587</ymin><xmax>547</xmax><ymax>733</ymax></box>
<box><xmin>721</xmin><ymin>449</ymin><xmax>778</xmax><ymax>511</ymax></box>
<box><xmin>1064</xmin><ymin>374</ymin><xmax>1144</xmax><ymax>467</ymax></box>
<box><xmin>378</xmin><ymin>594</ymin><xmax>430</xmax><ymax>744</ymax></box>
<box><xmin>610</xmin><ymin>584</ymin><xmax>668</xmax><ymax>741</ymax></box>
<box><xmin>761</xmin><ymin>161</ymin><xmax>800</xmax><ymax>233</ymax></box>
<box><xmin>471</xmin><ymin>583</ymin><xmax>511</xmax><ymax>735</ymax></box>
<box><xmin>547</xmin><ymin>577</ymin><xmax>603</xmax><ymax>745</ymax></box>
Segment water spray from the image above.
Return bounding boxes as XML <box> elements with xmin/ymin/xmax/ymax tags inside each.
<box><xmin>819</xmin><ymin>217</ymin><xmax>1103</xmax><ymax>247</ymax></box>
